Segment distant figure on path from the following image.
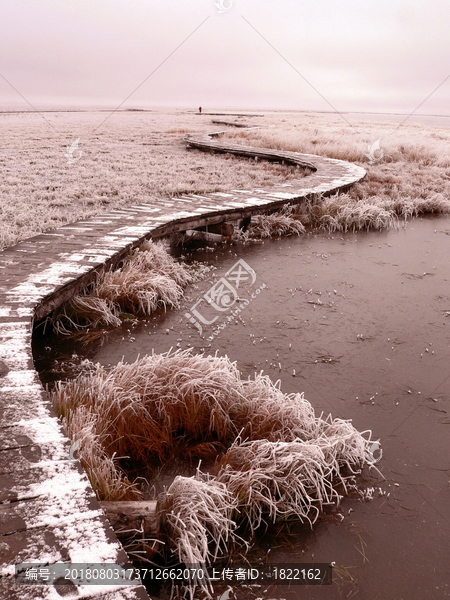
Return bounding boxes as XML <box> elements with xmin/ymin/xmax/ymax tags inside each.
<box><xmin>199</xmin><ymin>106</ymin><xmax>202</xmax><ymax>114</ymax></box>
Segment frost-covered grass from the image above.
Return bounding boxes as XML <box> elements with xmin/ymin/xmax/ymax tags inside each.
<box><xmin>2</xmin><ymin>110</ymin><xmax>449</xmax><ymax>249</ymax></box>
<box><xmin>0</xmin><ymin>110</ymin><xmax>302</xmax><ymax>249</ymax></box>
<box><xmin>227</xmin><ymin>113</ymin><xmax>450</xmax><ymax>167</ymax></box>
<box><xmin>64</xmin><ymin>404</ymin><xmax>140</xmax><ymax>501</ymax></box>
<box><xmin>51</xmin><ymin>348</ymin><xmax>375</xmax><ymax>591</ymax></box>
<box><xmin>53</xmin><ymin>239</ymin><xmax>202</xmax><ymax>334</ymax></box>
<box><xmin>242</xmin><ymin>205</ymin><xmax>306</xmax><ymax>239</ymax></box>
<box><xmin>294</xmin><ymin>194</ymin><xmax>399</xmax><ymax>233</ymax></box>
<box><xmin>241</xmin><ymin>187</ymin><xmax>450</xmax><ymax>237</ymax></box>
<box><xmin>227</xmin><ymin>114</ymin><xmax>450</xmax><ymax>231</ymax></box>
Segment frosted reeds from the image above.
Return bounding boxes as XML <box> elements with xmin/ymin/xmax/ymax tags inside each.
<box><xmin>51</xmin><ymin>348</ymin><xmax>378</xmax><ymax>599</ymax></box>
<box><xmin>51</xmin><ymin>350</ymin><xmax>351</xmax><ymax>470</ymax></box>
<box><xmin>157</xmin><ymin>475</ymin><xmax>238</xmax><ymax>565</ymax></box>
<box><xmin>60</xmin><ymin>405</ymin><xmax>141</xmax><ymax>501</ymax></box>
<box><xmin>246</xmin><ymin>205</ymin><xmax>306</xmax><ymax>238</ymax></box>
<box><xmin>53</xmin><ymin>240</ymin><xmax>195</xmax><ymax>334</ymax></box>
<box><xmin>53</xmin><ymin>296</ymin><xmax>122</xmax><ymax>335</ymax></box>
<box><xmin>237</xmin><ymin>189</ymin><xmax>450</xmax><ymax>239</ymax></box>
<box><xmin>51</xmin><ymin>349</ymin><xmax>374</xmax><ymax>524</ymax></box>
<box><xmin>217</xmin><ymin>438</ymin><xmax>343</xmax><ymax>532</ymax></box>
<box><xmin>293</xmin><ymin>192</ymin><xmax>450</xmax><ymax>233</ymax></box>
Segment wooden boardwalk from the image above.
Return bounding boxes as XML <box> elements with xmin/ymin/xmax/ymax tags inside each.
<box><xmin>0</xmin><ymin>132</ymin><xmax>365</xmax><ymax>598</ymax></box>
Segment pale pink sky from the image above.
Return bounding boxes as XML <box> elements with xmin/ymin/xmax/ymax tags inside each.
<box><xmin>1</xmin><ymin>0</ymin><xmax>449</xmax><ymax>115</ymax></box>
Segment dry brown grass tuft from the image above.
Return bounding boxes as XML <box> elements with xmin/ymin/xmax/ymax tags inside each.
<box><xmin>51</xmin><ymin>348</ymin><xmax>375</xmax><ymax>572</ymax></box>
<box><xmin>290</xmin><ymin>190</ymin><xmax>450</xmax><ymax>233</ymax></box>
<box><xmin>400</xmin><ymin>192</ymin><xmax>450</xmax><ymax>216</ymax></box>
<box><xmin>244</xmin><ymin>205</ymin><xmax>306</xmax><ymax>238</ymax></box>
<box><xmin>94</xmin><ymin>262</ymin><xmax>183</xmax><ymax>316</ymax></box>
<box><xmin>235</xmin><ymin>186</ymin><xmax>450</xmax><ymax>239</ymax></box>
<box><xmin>53</xmin><ymin>295</ymin><xmax>122</xmax><ymax>335</ymax></box>
<box><xmin>58</xmin><ymin>404</ymin><xmax>141</xmax><ymax>501</ymax></box>
<box><xmin>53</xmin><ymin>240</ymin><xmax>196</xmax><ymax>334</ymax></box>
<box><xmin>293</xmin><ymin>195</ymin><xmax>398</xmax><ymax>232</ymax></box>
<box><xmin>157</xmin><ymin>474</ymin><xmax>238</xmax><ymax>565</ymax></box>
<box><xmin>139</xmin><ymin>240</ymin><xmax>194</xmax><ymax>286</ymax></box>
<box><xmin>52</xmin><ymin>349</ymin><xmax>246</xmax><ymax>468</ymax></box>
<box><xmin>51</xmin><ymin>348</ymin><xmax>379</xmax><ymax>600</ymax></box>
<box><xmin>233</xmin><ymin>376</ymin><xmax>321</xmax><ymax>443</ymax></box>
<box><xmin>52</xmin><ymin>349</ymin><xmax>361</xmax><ymax>474</ymax></box>
<box><xmin>157</xmin><ymin>474</ymin><xmax>240</xmax><ymax>599</ymax></box>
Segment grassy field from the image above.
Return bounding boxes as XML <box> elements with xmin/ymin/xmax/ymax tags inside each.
<box><xmin>1</xmin><ymin>108</ymin><xmax>449</xmax><ymax>249</ymax></box>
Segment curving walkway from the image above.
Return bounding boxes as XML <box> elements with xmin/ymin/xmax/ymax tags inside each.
<box><xmin>0</xmin><ymin>132</ymin><xmax>365</xmax><ymax>598</ymax></box>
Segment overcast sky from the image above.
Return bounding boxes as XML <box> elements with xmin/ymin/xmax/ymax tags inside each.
<box><xmin>1</xmin><ymin>0</ymin><xmax>449</xmax><ymax>114</ymax></box>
